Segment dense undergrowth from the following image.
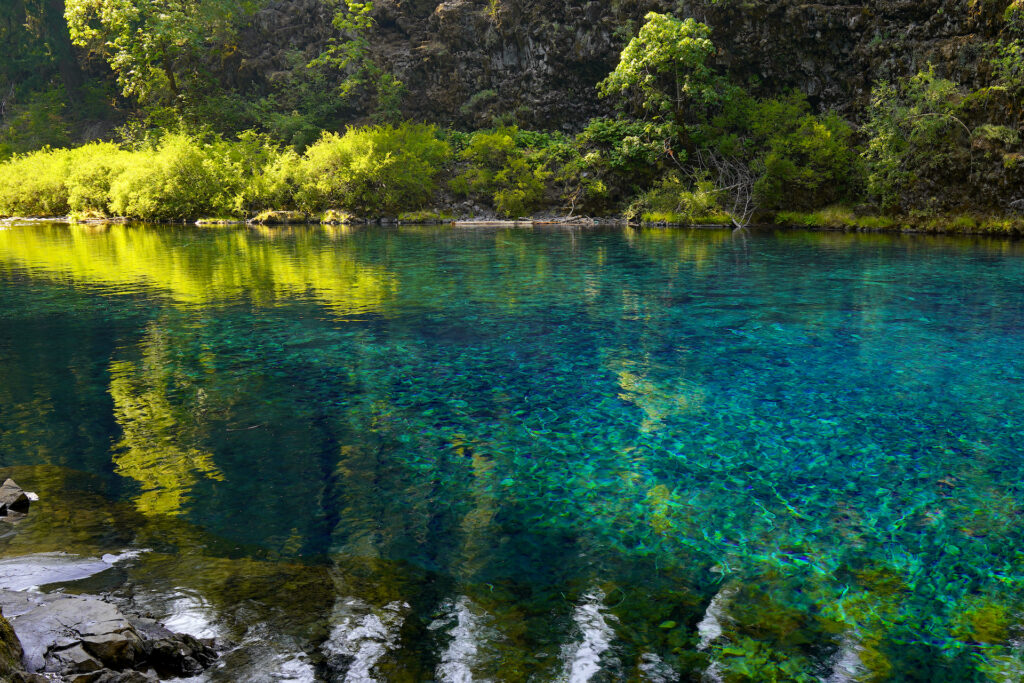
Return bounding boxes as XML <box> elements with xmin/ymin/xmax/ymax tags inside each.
<box><xmin>4</xmin><ymin>6</ymin><xmax>1024</xmax><ymax>231</ymax></box>
<box><xmin>0</xmin><ymin>101</ymin><xmax>866</xmax><ymax>223</ymax></box>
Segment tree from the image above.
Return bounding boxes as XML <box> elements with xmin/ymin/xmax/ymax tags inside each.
<box><xmin>309</xmin><ymin>0</ymin><xmax>406</xmax><ymax>122</ymax></box>
<box><xmin>1</xmin><ymin>0</ymin><xmax>83</xmax><ymax>107</ymax></box>
<box><xmin>597</xmin><ymin>12</ymin><xmax>719</xmax><ymax>126</ymax></box>
<box><xmin>65</xmin><ymin>0</ymin><xmax>252</xmax><ymax>111</ymax></box>
<box><xmin>862</xmin><ymin>68</ymin><xmax>972</xmax><ymax>211</ymax></box>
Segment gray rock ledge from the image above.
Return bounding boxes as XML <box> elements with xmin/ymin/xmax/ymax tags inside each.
<box><xmin>0</xmin><ymin>589</ymin><xmax>217</xmax><ymax>682</ymax></box>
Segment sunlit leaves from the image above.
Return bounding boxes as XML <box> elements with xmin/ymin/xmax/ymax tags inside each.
<box><xmin>65</xmin><ymin>0</ymin><xmax>254</xmax><ymax>108</ymax></box>
<box><xmin>598</xmin><ymin>12</ymin><xmax>718</xmax><ymax>123</ymax></box>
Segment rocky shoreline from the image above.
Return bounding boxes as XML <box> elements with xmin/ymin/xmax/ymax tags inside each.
<box><xmin>0</xmin><ymin>480</ymin><xmax>220</xmax><ymax>683</ymax></box>
<box><xmin>5</xmin><ymin>213</ymin><xmax>1024</xmax><ymax>236</ymax></box>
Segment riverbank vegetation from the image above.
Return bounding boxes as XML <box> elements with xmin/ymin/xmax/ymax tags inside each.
<box><xmin>3</xmin><ymin>4</ymin><xmax>1024</xmax><ymax>232</ymax></box>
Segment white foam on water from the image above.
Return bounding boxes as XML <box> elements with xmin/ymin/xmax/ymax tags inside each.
<box><xmin>637</xmin><ymin>652</ymin><xmax>677</xmax><ymax>682</ymax></box>
<box><xmin>101</xmin><ymin>549</ymin><xmax>148</xmax><ymax>565</ymax></box>
<box><xmin>160</xmin><ymin>591</ymin><xmax>220</xmax><ymax>640</ymax></box>
<box><xmin>559</xmin><ymin>589</ymin><xmax>618</xmax><ymax>683</ymax></box>
<box><xmin>323</xmin><ymin>597</ymin><xmax>408</xmax><ymax>682</ymax></box>
<box><xmin>430</xmin><ymin>596</ymin><xmax>485</xmax><ymax>683</ymax></box>
<box><xmin>697</xmin><ymin>586</ymin><xmax>735</xmax><ymax>651</ymax></box>
<box><xmin>826</xmin><ymin>634</ymin><xmax>865</xmax><ymax>683</ymax></box>
<box><xmin>273</xmin><ymin>653</ymin><xmax>318</xmax><ymax>682</ymax></box>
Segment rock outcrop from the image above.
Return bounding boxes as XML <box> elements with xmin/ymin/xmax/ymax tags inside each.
<box><xmin>0</xmin><ymin>478</ymin><xmax>37</xmax><ymax>518</ymax></box>
<box><xmin>0</xmin><ymin>590</ymin><xmax>217</xmax><ymax>682</ymax></box>
<box><xmin>234</xmin><ymin>0</ymin><xmax>1013</xmax><ymax>127</ymax></box>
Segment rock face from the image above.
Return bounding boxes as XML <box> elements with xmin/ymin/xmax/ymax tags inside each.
<box><xmin>0</xmin><ymin>590</ymin><xmax>217</xmax><ymax>682</ymax></box>
<box><xmin>235</xmin><ymin>0</ymin><xmax>1012</xmax><ymax>127</ymax></box>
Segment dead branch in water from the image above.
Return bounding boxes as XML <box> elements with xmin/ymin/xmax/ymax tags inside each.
<box><xmin>694</xmin><ymin>149</ymin><xmax>757</xmax><ymax>231</ymax></box>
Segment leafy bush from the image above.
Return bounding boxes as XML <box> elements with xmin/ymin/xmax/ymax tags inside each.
<box><xmin>221</xmin><ymin>131</ymin><xmax>299</xmax><ymax>216</ymax></box>
<box><xmin>0</xmin><ymin>146</ymin><xmax>75</xmax><ymax>216</ymax></box>
<box><xmin>450</xmin><ymin>127</ymin><xmax>550</xmax><ymax>217</ymax></box>
<box><xmin>0</xmin><ymin>142</ymin><xmax>130</xmax><ymax>217</ymax></box>
<box><xmin>67</xmin><ymin>143</ymin><xmax>135</xmax><ymax>216</ymax></box>
<box><xmin>863</xmin><ymin>69</ymin><xmax>972</xmax><ymax>211</ymax></box>
<box><xmin>108</xmin><ymin>133</ymin><xmax>244</xmax><ymax>221</ymax></box>
<box><xmin>626</xmin><ymin>173</ymin><xmax>729</xmax><ymax>224</ymax></box>
<box><xmin>754</xmin><ymin>112</ymin><xmax>863</xmax><ymax>210</ymax></box>
<box><xmin>295</xmin><ymin>123</ymin><xmax>449</xmax><ymax>215</ymax></box>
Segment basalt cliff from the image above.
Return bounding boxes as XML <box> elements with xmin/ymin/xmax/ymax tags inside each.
<box><xmin>239</xmin><ymin>0</ymin><xmax>1010</xmax><ymax>127</ymax></box>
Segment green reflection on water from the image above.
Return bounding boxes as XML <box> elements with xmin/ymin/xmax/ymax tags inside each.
<box><xmin>1</xmin><ymin>222</ymin><xmax>1024</xmax><ymax>679</ymax></box>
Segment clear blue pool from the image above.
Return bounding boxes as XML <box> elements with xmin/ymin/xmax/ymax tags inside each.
<box><xmin>1</xmin><ymin>222</ymin><xmax>1023</xmax><ymax>680</ymax></box>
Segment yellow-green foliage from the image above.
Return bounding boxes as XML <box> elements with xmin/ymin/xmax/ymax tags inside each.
<box><xmin>0</xmin><ymin>142</ymin><xmax>137</xmax><ymax>218</ymax></box>
<box><xmin>451</xmin><ymin>127</ymin><xmax>550</xmax><ymax>217</ymax></box>
<box><xmin>397</xmin><ymin>209</ymin><xmax>453</xmax><ymax>223</ymax></box>
<box><xmin>295</xmin><ymin>123</ymin><xmax>449</xmax><ymax>215</ymax></box>
<box><xmin>0</xmin><ymin>146</ymin><xmax>75</xmax><ymax>216</ymax></box>
<box><xmin>107</xmin><ymin>133</ymin><xmax>246</xmax><ymax>221</ymax></box>
<box><xmin>774</xmin><ymin>208</ymin><xmax>1024</xmax><ymax>234</ymax></box>
<box><xmin>68</xmin><ymin>143</ymin><xmax>135</xmax><ymax>217</ymax></box>
<box><xmin>774</xmin><ymin>206</ymin><xmax>897</xmax><ymax>230</ymax></box>
<box><xmin>0</xmin><ymin>124</ymin><xmax>449</xmax><ymax>221</ymax></box>
<box><xmin>628</xmin><ymin>174</ymin><xmax>729</xmax><ymax>224</ymax></box>
<box><xmin>243</xmin><ymin>147</ymin><xmax>301</xmax><ymax>214</ymax></box>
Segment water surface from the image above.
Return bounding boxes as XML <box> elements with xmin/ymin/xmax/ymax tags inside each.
<box><xmin>1</xmin><ymin>222</ymin><xmax>1024</xmax><ymax>680</ymax></box>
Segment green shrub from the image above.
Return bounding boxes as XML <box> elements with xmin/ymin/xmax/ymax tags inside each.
<box><xmin>67</xmin><ymin>143</ymin><xmax>135</xmax><ymax>216</ymax></box>
<box><xmin>243</xmin><ymin>147</ymin><xmax>302</xmax><ymax>213</ymax></box>
<box><xmin>863</xmin><ymin>69</ymin><xmax>971</xmax><ymax>212</ymax></box>
<box><xmin>108</xmin><ymin>133</ymin><xmax>243</xmax><ymax>221</ymax></box>
<box><xmin>557</xmin><ymin>118</ymin><xmax>683</xmax><ymax>212</ymax></box>
<box><xmin>754</xmin><ymin>112</ymin><xmax>863</xmax><ymax>210</ymax></box>
<box><xmin>450</xmin><ymin>127</ymin><xmax>550</xmax><ymax>217</ymax></box>
<box><xmin>295</xmin><ymin>123</ymin><xmax>449</xmax><ymax>215</ymax></box>
<box><xmin>221</xmin><ymin>131</ymin><xmax>300</xmax><ymax>215</ymax></box>
<box><xmin>0</xmin><ymin>146</ymin><xmax>75</xmax><ymax>216</ymax></box>
<box><xmin>0</xmin><ymin>142</ymin><xmax>130</xmax><ymax>217</ymax></box>
<box><xmin>627</xmin><ymin>173</ymin><xmax>729</xmax><ymax>224</ymax></box>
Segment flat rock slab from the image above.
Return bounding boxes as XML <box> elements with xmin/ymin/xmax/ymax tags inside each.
<box><xmin>0</xmin><ymin>590</ymin><xmax>138</xmax><ymax>672</ymax></box>
<box><xmin>0</xmin><ymin>552</ymin><xmax>139</xmax><ymax>591</ymax></box>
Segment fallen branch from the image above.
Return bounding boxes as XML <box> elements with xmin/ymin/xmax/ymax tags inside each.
<box><xmin>694</xmin><ymin>149</ymin><xmax>757</xmax><ymax>229</ymax></box>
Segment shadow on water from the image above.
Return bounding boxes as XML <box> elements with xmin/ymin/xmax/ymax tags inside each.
<box><xmin>1</xmin><ymin>223</ymin><xmax>1024</xmax><ymax>679</ymax></box>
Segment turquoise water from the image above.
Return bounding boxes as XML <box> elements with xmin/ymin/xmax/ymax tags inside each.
<box><xmin>1</xmin><ymin>222</ymin><xmax>1024</xmax><ymax>680</ymax></box>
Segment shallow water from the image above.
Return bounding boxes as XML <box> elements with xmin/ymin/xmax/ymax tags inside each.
<box><xmin>1</xmin><ymin>222</ymin><xmax>1024</xmax><ymax>680</ymax></box>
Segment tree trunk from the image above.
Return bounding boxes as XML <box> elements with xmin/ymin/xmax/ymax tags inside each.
<box><xmin>163</xmin><ymin>56</ymin><xmax>180</xmax><ymax>105</ymax></box>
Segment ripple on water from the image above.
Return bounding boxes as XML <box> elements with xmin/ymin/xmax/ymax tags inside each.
<box><xmin>322</xmin><ymin>597</ymin><xmax>408</xmax><ymax>682</ymax></box>
<box><xmin>559</xmin><ymin>590</ymin><xmax>618</xmax><ymax>683</ymax></box>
